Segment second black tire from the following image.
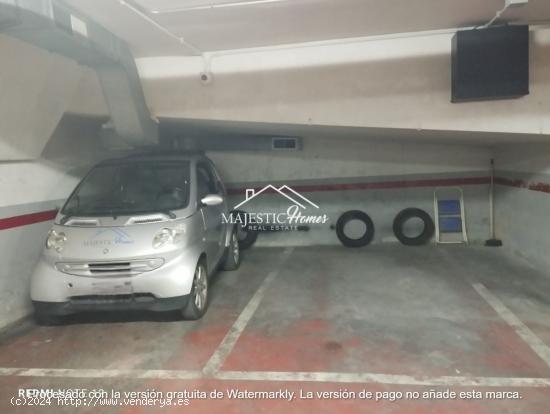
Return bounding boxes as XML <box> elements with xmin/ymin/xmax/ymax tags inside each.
<box><xmin>336</xmin><ymin>210</ymin><xmax>375</xmax><ymax>247</ymax></box>
<box><xmin>393</xmin><ymin>208</ymin><xmax>434</xmax><ymax>246</ymax></box>
<box><xmin>230</xmin><ymin>209</ymin><xmax>258</xmax><ymax>250</ymax></box>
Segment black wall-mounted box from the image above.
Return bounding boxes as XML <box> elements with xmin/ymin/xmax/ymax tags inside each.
<box><xmin>451</xmin><ymin>25</ymin><xmax>529</xmax><ymax>103</ymax></box>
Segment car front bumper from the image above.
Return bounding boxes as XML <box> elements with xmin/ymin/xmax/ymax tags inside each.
<box><xmin>32</xmin><ymin>294</ymin><xmax>190</xmax><ymax>316</ymax></box>
<box><xmin>30</xmin><ymin>248</ymin><xmax>201</xmax><ymax>313</ymax></box>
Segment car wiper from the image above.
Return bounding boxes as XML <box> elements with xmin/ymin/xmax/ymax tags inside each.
<box><xmin>63</xmin><ymin>208</ymin><xmax>176</xmax><ymax>220</ymax></box>
<box><xmin>60</xmin><ymin>210</ymin><xmax>96</xmax><ymax>224</ymax></box>
<box><xmin>162</xmin><ymin>210</ymin><xmax>177</xmax><ymax>219</ymax></box>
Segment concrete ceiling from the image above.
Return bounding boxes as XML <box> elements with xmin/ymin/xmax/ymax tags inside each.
<box><xmin>65</xmin><ymin>0</ymin><xmax>550</xmax><ymax>56</ymax></box>
<box><xmin>160</xmin><ymin>118</ymin><xmax>550</xmax><ymax>147</ymax></box>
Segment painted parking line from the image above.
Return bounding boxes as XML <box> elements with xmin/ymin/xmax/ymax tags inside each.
<box><xmin>216</xmin><ymin>370</ymin><xmax>550</xmax><ymax>387</ymax></box>
<box><xmin>202</xmin><ymin>247</ymin><xmax>294</xmax><ymax>375</ymax></box>
<box><xmin>472</xmin><ymin>283</ymin><xmax>550</xmax><ymax>369</ymax></box>
<box><xmin>1</xmin><ymin>366</ymin><xmax>549</xmax><ymax>387</ymax></box>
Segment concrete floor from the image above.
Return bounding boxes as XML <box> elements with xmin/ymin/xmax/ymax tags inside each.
<box><xmin>0</xmin><ymin>245</ymin><xmax>550</xmax><ymax>413</ymax></box>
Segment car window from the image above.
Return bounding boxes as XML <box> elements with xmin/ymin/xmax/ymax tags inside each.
<box><xmin>197</xmin><ymin>163</ymin><xmax>217</xmax><ymax>198</ymax></box>
<box><xmin>209</xmin><ymin>163</ymin><xmax>225</xmax><ymax>195</ymax></box>
<box><xmin>61</xmin><ymin>161</ymin><xmax>191</xmax><ymax>216</ymax></box>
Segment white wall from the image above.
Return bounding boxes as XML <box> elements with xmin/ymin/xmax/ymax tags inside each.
<box><xmin>209</xmin><ymin>136</ymin><xmax>491</xmax><ymax>183</ymax></box>
<box><xmin>137</xmin><ymin>28</ymin><xmax>550</xmax><ymax>138</ymax></box>
<box><xmin>494</xmin><ymin>143</ymin><xmax>550</xmax><ymax>272</ymax></box>
<box><xmin>209</xmin><ymin>137</ymin><xmax>492</xmax><ymax>247</ymax></box>
<box><xmin>0</xmin><ymin>115</ymin><xmax>107</xmax><ymax>329</ymax></box>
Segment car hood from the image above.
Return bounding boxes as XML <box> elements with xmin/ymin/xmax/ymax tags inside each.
<box><xmin>46</xmin><ymin>217</ymin><xmax>198</xmax><ymax>261</ymax></box>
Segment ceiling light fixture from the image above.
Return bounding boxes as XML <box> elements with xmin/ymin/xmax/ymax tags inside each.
<box><xmin>150</xmin><ymin>0</ymin><xmax>287</xmax><ymax>14</ymax></box>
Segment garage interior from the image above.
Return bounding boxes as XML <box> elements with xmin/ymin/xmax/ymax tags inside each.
<box><xmin>1</xmin><ymin>0</ymin><xmax>550</xmax><ymax>412</ymax></box>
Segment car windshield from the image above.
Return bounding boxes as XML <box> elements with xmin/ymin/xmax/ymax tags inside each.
<box><xmin>61</xmin><ymin>161</ymin><xmax>191</xmax><ymax>217</ymax></box>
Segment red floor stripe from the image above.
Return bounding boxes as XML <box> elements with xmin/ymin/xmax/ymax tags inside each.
<box><xmin>0</xmin><ymin>210</ymin><xmax>57</xmax><ymax>231</ymax></box>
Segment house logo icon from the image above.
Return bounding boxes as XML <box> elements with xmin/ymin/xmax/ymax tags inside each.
<box><xmin>234</xmin><ymin>185</ymin><xmax>319</xmax><ymax>210</ymax></box>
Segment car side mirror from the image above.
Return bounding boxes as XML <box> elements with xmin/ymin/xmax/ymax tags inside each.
<box><xmin>201</xmin><ymin>194</ymin><xmax>224</xmax><ymax>206</ymax></box>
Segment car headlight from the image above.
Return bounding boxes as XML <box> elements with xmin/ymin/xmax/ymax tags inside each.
<box><xmin>46</xmin><ymin>230</ymin><xmax>67</xmax><ymax>253</ymax></box>
<box><xmin>152</xmin><ymin>225</ymin><xmax>185</xmax><ymax>249</ymax></box>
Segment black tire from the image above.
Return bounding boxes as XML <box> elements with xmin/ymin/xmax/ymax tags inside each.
<box><xmin>221</xmin><ymin>228</ymin><xmax>241</xmax><ymax>271</ymax></box>
<box><xmin>230</xmin><ymin>210</ymin><xmax>258</xmax><ymax>250</ymax></box>
<box><xmin>393</xmin><ymin>208</ymin><xmax>434</xmax><ymax>246</ymax></box>
<box><xmin>34</xmin><ymin>312</ymin><xmax>62</xmax><ymax>326</ymax></box>
<box><xmin>182</xmin><ymin>261</ymin><xmax>209</xmax><ymax>320</ymax></box>
<box><xmin>336</xmin><ymin>210</ymin><xmax>375</xmax><ymax>247</ymax></box>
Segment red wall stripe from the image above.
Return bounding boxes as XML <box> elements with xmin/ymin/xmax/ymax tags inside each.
<box><xmin>0</xmin><ymin>210</ymin><xmax>57</xmax><ymax>231</ymax></box>
<box><xmin>495</xmin><ymin>176</ymin><xmax>550</xmax><ymax>194</ymax></box>
<box><xmin>227</xmin><ymin>176</ymin><xmax>490</xmax><ymax>195</ymax></box>
<box><xmin>0</xmin><ymin>175</ymin><xmax>539</xmax><ymax>231</ymax></box>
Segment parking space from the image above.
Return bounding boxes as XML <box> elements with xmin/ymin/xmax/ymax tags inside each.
<box><xmin>0</xmin><ymin>248</ymin><xmax>283</xmax><ymax>372</ymax></box>
<box><xmin>222</xmin><ymin>246</ymin><xmax>550</xmax><ymax>379</ymax></box>
<box><xmin>1</xmin><ymin>246</ymin><xmax>549</xmax><ymax>413</ymax></box>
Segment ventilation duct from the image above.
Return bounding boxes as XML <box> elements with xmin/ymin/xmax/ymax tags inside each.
<box><xmin>0</xmin><ymin>0</ymin><xmax>158</xmax><ymax>146</ymax></box>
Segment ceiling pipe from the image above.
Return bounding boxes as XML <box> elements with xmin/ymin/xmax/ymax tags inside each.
<box><xmin>150</xmin><ymin>0</ymin><xmax>288</xmax><ymax>14</ymax></box>
<box><xmin>200</xmin><ymin>20</ymin><xmax>550</xmax><ymax>65</ymax></box>
<box><xmin>118</xmin><ymin>0</ymin><xmax>203</xmax><ymax>56</ymax></box>
<box><xmin>479</xmin><ymin>0</ymin><xmax>529</xmax><ymax>29</ymax></box>
<box><xmin>479</xmin><ymin>3</ymin><xmax>512</xmax><ymax>29</ymax></box>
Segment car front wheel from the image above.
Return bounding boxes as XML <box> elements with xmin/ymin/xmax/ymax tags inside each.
<box><xmin>221</xmin><ymin>229</ymin><xmax>241</xmax><ymax>271</ymax></box>
<box><xmin>182</xmin><ymin>262</ymin><xmax>209</xmax><ymax>320</ymax></box>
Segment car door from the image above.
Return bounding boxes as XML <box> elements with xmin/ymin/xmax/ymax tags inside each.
<box><xmin>196</xmin><ymin>163</ymin><xmax>225</xmax><ymax>270</ymax></box>
<box><xmin>208</xmin><ymin>161</ymin><xmax>230</xmax><ymax>259</ymax></box>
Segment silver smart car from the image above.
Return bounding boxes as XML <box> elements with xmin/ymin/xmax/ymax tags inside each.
<box><xmin>30</xmin><ymin>153</ymin><xmax>240</xmax><ymax>324</ymax></box>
